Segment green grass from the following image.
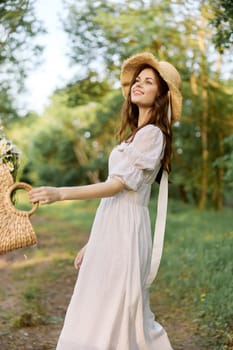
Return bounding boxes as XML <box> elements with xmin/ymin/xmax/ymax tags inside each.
<box><xmin>150</xmin><ymin>199</ymin><xmax>233</xmax><ymax>349</ymax></box>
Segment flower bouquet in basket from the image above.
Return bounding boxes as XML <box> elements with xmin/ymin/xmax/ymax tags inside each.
<box><xmin>0</xmin><ymin>126</ymin><xmax>38</xmax><ymax>254</ymax></box>
<box><xmin>0</xmin><ymin>126</ymin><xmax>20</xmax><ymax>181</ymax></box>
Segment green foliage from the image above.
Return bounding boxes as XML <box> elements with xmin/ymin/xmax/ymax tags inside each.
<box><xmin>172</xmin><ymin>75</ymin><xmax>233</xmax><ymax>206</ymax></box>
<box><xmin>63</xmin><ymin>0</ymin><xmax>179</xmax><ymax>77</ymax></box>
<box><xmin>4</xmin><ymin>0</ymin><xmax>232</xmax><ymax>209</ymax></box>
<box><xmin>61</xmin><ymin>0</ymin><xmax>233</xmax><ymax>208</ymax></box>
<box><xmin>210</xmin><ymin>0</ymin><xmax>233</xmax><ymax>52</ymax></box>
<box><xmin>0</xmin><ymin>87</ymin><xmax>18</xmax><ymax>121</ymax></box>
<box><xmin>214</xmin><ymin>134</ymin><xmax>233</xmax><ymax>189</ymax></box>
<box><xmin>26</xmin><ymin>126</ymin><xmax>85</xmax><ymax>186</ymax></box>
<box><xmin>18</xmin><ymin>87</ymin><xmax>123</xmax><ymax>186</ymax></box>
<box><xmin>58</xmin><ymin>71</ymin><xmax>111</xmax><ymax>107</ymax></box>
<box><xmin>0</xmin><ymin>0</ymin><xmax>45</xmax><ymax>122</ymax></box>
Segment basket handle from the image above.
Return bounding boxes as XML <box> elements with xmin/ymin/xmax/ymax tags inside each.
<box><xmin>7</xmin><ymin>182</ymin><xmax>39</xmax><ymax>216</ymax></box>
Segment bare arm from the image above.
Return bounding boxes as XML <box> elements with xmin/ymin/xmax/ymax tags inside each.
<box><xmin>29</xmin><ymin>178</ymin><xmax>124</xmax><ymax>205</ymax></box>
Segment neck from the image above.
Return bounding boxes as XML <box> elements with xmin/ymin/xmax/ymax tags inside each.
<box><xmin>137</xmin><ymin>107</ymin><xmax>152</xmax><ymax>127</ymax></box>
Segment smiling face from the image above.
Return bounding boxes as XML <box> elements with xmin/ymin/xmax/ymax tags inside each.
<box><xmin>130</xmin><ymin>67</ymin><xmax>159</xmax><ymax>108</ymax></box>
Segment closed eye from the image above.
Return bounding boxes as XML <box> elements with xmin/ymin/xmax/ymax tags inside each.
<box><xmin>145</xmin><ymin>78</ymin><xmax>154</xmax><ymax>84</ymax></box>
<box><xmin>134</xmin><ymin>77</ymin><xmax>154</xmax><ymax>84</ymax></box>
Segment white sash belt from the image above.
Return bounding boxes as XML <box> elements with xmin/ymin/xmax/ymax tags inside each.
<box><xmin>146</xmin><ymin>170</ymin><xmax>168</xmax><ymax>287</ymax></box>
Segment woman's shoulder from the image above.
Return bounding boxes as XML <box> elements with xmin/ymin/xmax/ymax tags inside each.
<box><xmin>136</xmin><ymin>124</ymin><xmax>163</xmax><ymax>138</ymax></box>
<box><xmin>131</xmin><ymin>124</ymin><xmax>164</xmax><ymax>151</ymax></box>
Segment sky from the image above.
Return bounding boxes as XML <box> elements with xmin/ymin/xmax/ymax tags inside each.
<box><xmin>23</xmin><ymin>0</ymin><xmax>75</xmax><ymax>114</ymax></box>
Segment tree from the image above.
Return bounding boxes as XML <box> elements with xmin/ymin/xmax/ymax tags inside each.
<box><xmin>210</xmin><ymin>0</ymin><xmax>233</xmax><ymax>52</ymax></box>
<box><xmin>61</xmin><ymin>0</ymin><xmax>233</xmax><ymax>208</ymax></box>
<box><xmin>171</xmin><ymin>0</ymin><xmax>233</xmax><ymax>209</ymax></box>
<box><xmin>57</xmin><ymin>71</ymin><xmax>111</xmax><ymax>108</ymax></box>
<box><xmin>63</xmin><ymin>0</ymin><xmax>179</xmax><ymax>78</ymax></box>
<box><xmin>0</xmin><ymin>0</ymin><xmax>44</xmax><ymax>122</ymax></box>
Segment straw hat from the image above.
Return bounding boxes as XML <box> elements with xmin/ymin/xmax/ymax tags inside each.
<box><xmin>120</xmin><ymin>52</ymin><xmax>182</xmax><ymax>122</ymax></box>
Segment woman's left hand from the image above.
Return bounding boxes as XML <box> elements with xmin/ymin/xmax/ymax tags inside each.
<box><xmin>74</xmin><ymin>245</ymin><xmax>87</xmax><ymax>270</ymax></box>
<box><xmin>29</xmin><ymin>186</ymin><xmax>61</xmax><ymax>205</ymax></box>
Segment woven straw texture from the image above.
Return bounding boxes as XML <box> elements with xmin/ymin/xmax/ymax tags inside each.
<box><xmin>0</xmin><ymin>164</ymin><xmax>38</xmax><ymax>254</ymax></box>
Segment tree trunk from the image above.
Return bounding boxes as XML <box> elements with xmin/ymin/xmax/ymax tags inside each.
<box><xmin>179</xmin><ymin>184</ymin><xmax>188</xmax><ymax>203</ymax></box>
<box><xmin>214</xmin><ymin>54</ymin><xmax>224</xmax><ymax>210</ymax></box>
<box><xmin>198</xmin><ymin>11</ymin><xmax>209</xmax><ymax>209</ymax></box>
<box><xmin>199</xmin><ymin>86</ymin><xmax>208</xmax><ymax>209</ymax></box>
<box><xmin>215</xmin><ymin>123</ymin><xmax>224</xmax><ymax>210</ymax></box>
<box><xmin>73</xmin><ymin>141</ymin><xmax>100</xmax><ymax>184</ymax></box>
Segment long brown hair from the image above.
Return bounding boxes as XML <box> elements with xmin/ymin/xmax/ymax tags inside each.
<box><xmin>118</xmin><ymin>64</ymin><xmax>172</xmax><ymax>175</ymax></box>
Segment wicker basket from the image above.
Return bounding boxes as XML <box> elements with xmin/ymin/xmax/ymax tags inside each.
<box><xmin>0</xmin><ymin>164</ymin><xmax>38</xmax><ymax>254</ymax></box>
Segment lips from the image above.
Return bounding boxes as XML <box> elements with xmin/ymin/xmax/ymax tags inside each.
<box><xmin>132</xmin><ymin>89</ymin><xmax>144</xmax><ymax>95</ymax></box>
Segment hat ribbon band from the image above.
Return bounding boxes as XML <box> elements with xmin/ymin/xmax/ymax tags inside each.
<box><xmin>146</xmin><ymin>170</ymin><xmax>168</xmax><ymax>287</ymax></box>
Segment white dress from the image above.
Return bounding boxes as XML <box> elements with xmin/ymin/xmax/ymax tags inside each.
<box><xmin>56</xmin><ymin>124</ymin><xmax>173</xmax><ymax>350</ymax></box>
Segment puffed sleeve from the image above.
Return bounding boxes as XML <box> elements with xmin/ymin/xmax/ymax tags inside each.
<box><xmin>109</xmin><ymin>125</ymin><xmax>165</xmax><ymax>191</ymax></box>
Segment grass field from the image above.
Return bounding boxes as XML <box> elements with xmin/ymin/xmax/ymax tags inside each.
<box><xmin>0</xmin><ymin>196</ymin><xmax>232</xmax><ymax>349</ymax></box>
<box><xmin>151</xmin><ymin>199</ymin><xmax>233</xmax><ymax>349</ymax></box>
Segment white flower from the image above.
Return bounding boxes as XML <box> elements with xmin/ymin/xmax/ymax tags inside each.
<box><xmin>6</xmin><ymin>161</ymin><xmax>14</xmax><ymax>172</ymax></box>
<box><xmin>0</xmin><ymin>129</ymin><xmax>21</xmax><ymax>179</ymax></box>
<box><xmin>0</xmin><ymin>139</ymin><xmax>8</xmax><ymax>155</ymax></box>
<box><xmin>0</xmin><ymin>138</ymin><xmax>12</xmax><ymax>155</ymax></box>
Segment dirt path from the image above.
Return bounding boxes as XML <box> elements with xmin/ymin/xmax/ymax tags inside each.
<box><xmin>0</xmin><ymin>248</ymin><xmax>76</xmax><ymax>350</ymax></box>
<box><xmin>0</xmin><ymin>215</ymin><xmax>201</xmax><ymax>350</ymax></box>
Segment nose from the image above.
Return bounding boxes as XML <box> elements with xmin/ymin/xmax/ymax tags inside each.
<box><xmin>134</xmin><ymin>81</ymin><xmax>142</xmax><ymax>88</ymax></box>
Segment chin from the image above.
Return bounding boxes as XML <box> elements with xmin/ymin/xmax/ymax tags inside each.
<box><xmin>131</xmin><ymin>97</ymin><xmax>142</xmax><ymax>104</ymax></box>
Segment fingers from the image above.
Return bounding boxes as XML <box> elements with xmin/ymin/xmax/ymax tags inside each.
<box><xmin>74</xmin><ymin>248</ymin><xmax>85</xmax><ymax>270</ymax></box>
<box><xmin>28</xmin><ymin>187</ymin><xmax>46</xmax><ymax>204</ymax></box>
<box><xmin>74</xmin><ymin>253</ymin><xmax>83</xmax><ymax>270</ymax></box>
<box><xmin>28</xmin><ymin>186</ymin><xmax>56</xmax><ymax>205</ymax></box>
<box><xmin>74</xmin><ymin>256</ymin><xmax>82</xmax><ymax>270</ymax></box>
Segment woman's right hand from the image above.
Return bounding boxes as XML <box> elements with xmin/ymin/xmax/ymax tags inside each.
<box><xmin>74</xmin><ymin>245</ymin><xmax>87</xmax><ymax>270</ymax></box>
<box><xmin>29</xmin><ymin>186</ymin><xmax>61</xmax><ymax>205</ymax></box>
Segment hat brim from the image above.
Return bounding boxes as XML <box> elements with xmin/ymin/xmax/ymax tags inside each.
<box><xmin>120</xmin><ymin>52</ymin><xmax>182</xmax><ymax>122</ymax></box>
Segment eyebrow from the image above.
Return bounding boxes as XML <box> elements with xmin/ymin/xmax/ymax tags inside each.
<box><xmin>136</xmin><ymin>76</ymin><xmax>155</xmax><ymax>81</ymax></box>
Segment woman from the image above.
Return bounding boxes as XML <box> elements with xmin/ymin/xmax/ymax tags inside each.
<box><xmin>29</xmin><ymin>52</ymin><xmax>182</xmax><ymax>350</ymax></box>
